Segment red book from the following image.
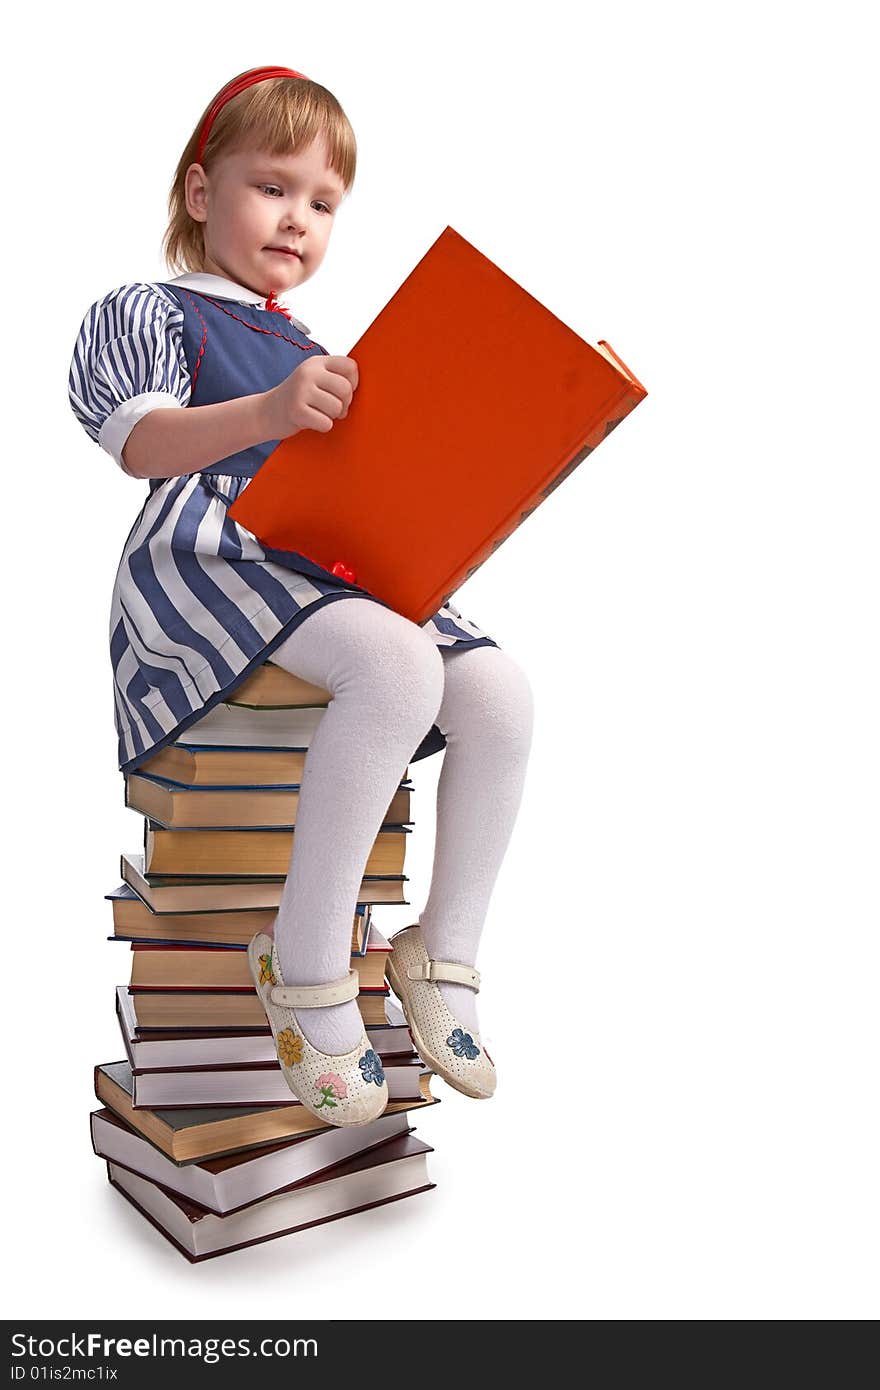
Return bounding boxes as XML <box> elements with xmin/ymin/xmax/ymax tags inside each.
<box><xmin>229</xmin><ymin>225</ymin><xmax>647</xmax><ymax>624</ymax></box>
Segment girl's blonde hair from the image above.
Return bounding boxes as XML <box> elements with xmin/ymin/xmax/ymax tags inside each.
<box><xmin>163</xmin><ymin>73</ymin><xmax>357</xmax><ymax>274</ymax></box>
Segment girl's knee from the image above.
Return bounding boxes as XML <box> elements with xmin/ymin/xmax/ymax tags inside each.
<box><xmin>323</xmin><ymin>601</ymin><xmax>444</xmax><ymax>728</ymax></box>
<box><xmin>272</xmin><ymin>599</ymin><xmax>444</xmax><ymax>725</ymax></box>
<box><xmin>439</xmin><ymin>645</ymin><xmax>534</xmax><ymax>751</ymax></box>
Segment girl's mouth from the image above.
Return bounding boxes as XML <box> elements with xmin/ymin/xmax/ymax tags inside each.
<box><xmin>266</xmin><ymin>247</ymin><xmax>301</xmax><ymax>259</ymax></box>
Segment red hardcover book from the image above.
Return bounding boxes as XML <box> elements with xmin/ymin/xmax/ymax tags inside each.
<box><xmin>229</xmin><ymin>225</ymin><xmax>647</xmax><ymax>624</ymax></box>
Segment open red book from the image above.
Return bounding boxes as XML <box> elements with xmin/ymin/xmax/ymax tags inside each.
<box><xmin>229</xmin><ymin>225</ymin><xmax>647</xmax><ymax>624</ymax></box>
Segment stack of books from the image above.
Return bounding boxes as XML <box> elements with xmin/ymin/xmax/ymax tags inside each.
<box><xmin>91</xmin><ymin>659</ymin><xmax>438</xmax><ymax>1261</ymax></box>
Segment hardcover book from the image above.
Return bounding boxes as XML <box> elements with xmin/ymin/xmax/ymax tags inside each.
<box><xmin>105</xmin><ymin>1132</ymin><xmax>434</xmax><ymax>1261</ymax></box>
<box><xmin>229</xmin><ymin>224</ymin><xmax>647</xmax><ymax>623</ymax></box>
<box><xmin>90</xmin><ymin>1105</ymin><xmax>415</xmax><ymax>1214</ymax></box>
<box><xmin>126</xmin><ymin>926</ymin><xmax>392</xmax><ymax>991</ymax></box>
<box><xmin>95</xmin><ymin>1059</ymin><xmax>437</xmax><ymax>1162</ymax></box>
<box><xmin>125</xmin><ymin>770</ymin><xmax>412</xmax><ymax>830</ymax></box>
<box><xmin>115</xmin><ymin>987</ymin><xmax>414</xmax><ymax>1070</ymax></box>
<box><xmin>106</xmin><ymin>883</ymin><xmax>373</xmax><ymax>952</ymax></box>
<box><xmin>120</xmin><ymin>852</ymin><xmax>408</xmax><ymax>911</ymax></box>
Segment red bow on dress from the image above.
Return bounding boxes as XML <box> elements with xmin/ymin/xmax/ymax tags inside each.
<box><xmin>264</xmin><ymin>290</ymin><xmax>294</xmax><ymax>321</ymax></box>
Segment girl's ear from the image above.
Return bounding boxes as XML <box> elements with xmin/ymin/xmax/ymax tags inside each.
<box><xmin>184</xmin><ymin>163</ymin><xmax>209</xmax><ymax>223</ymax></box>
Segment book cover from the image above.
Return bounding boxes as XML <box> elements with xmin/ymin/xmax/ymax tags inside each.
<box><xmin>229</xmin><ymin>224</ymin><xmax>647</xmax><ymax>623</ymax></box>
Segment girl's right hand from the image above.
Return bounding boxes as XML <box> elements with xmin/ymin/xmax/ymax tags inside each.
<box><xmin>260</xmin><ymin>355</ymin><xmax>359</xmax><ymax>439</ymax></box>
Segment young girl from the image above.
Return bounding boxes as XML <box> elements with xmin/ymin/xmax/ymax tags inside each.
<box><xmin>69</xmin><ymin>66</ymin><xmax>534</xmax><ymax>1128</ymax></box>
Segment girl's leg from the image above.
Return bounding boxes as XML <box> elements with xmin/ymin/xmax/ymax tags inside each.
<box><xmin>268</xmin><ymin>597</ymin><xmax>445</xmax><ymax>1054</ymax></box>
<box><xmin>418</xmin><ymin>644</ymin><xmax>535</xmax><ymax>1033</ymax></box>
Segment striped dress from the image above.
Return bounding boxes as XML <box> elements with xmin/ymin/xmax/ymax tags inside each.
<box><xmin>68</xmin><ymin>272</ymin><xmax>499</xmax><ymax>774</ymax></box>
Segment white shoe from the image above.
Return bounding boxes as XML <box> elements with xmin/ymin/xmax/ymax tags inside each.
<box><xmin>385</xmin><ymin>925</ymin><xmax>496</xmax><ymax>1099</ymax></box>
<box><xmin>248</xmin><ymin>933</ymin><xmax>389</xmax><ymax>1127</ymax></box>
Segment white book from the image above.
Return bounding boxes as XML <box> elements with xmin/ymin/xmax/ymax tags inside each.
<box><xmin>105</xmin><ymin>1134</ymin><xmax>434</xmax><ymax>1259</ymax></box>
<box><xmin>182</xmin><ymin>703</ymin><xmax>325</xmax><ymax>747</ymax></box>
<box><xmin>116</xmin><ymin>987</ymin><xmax>413</xmax><ymax>1069</ymax></box>
<box><xmin>130</xmin><ymin>1058</ymin><xmax>427</xmax><ymax>1109</ymax></box>
<box><xmin>91</xmin><ymin>1107</ymin><xmax>414</xmax><ymax>1215</ymax></box>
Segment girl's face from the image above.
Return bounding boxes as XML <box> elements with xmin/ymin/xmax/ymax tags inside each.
<box><xmin>184</xmin><ymin>137</ymin><xmax>345</xmax><ymax>296</ymax></box>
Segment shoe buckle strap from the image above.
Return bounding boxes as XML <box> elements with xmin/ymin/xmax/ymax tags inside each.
<box><xmin>407</xmin><ymin>960</ymin><xmax>481</xmax><ymax>991</ymax></box>
<box><xmin>269</xmin><ymin>970</ymin><xmax>359</xmax><ymax>1009</ymax></box>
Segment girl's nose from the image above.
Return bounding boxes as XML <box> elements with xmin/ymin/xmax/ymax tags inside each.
<box><xmin>283</xmin><ymin>202</ymin><xmax>310</xmax><ymax>232</ymax></box>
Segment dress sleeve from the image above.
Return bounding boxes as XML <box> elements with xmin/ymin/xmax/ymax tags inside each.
<box><xmin>68</xmin><ymin>282</ymin><xmax>191</xmax><ymax>474</ymax></box>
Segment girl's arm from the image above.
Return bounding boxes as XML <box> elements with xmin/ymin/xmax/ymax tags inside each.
<box><xmin>123</xmin><ymin>354</ymin><xmax>359</xmax><ymax>480</ymax></box>
<box><xmin>69</xmin><ymin>284</ymin><xmax>356</xmax><ymax>481</ymax></box>
<box><xmin>122</xmin><ymin>391</ymin><xmax>281</xmax><ymax>480</ymax></box>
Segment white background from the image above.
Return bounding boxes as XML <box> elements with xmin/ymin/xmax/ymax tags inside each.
<box><xmin>3</xmin><ymin>0</ymin><xmax>876</xmax><ymax>1320</ymax></box>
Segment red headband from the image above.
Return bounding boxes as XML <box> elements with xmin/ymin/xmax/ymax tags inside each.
<box><xmin>196</xmin><ymin>66</ymin><xmax>309</xmax><ymax>164</ymax></box>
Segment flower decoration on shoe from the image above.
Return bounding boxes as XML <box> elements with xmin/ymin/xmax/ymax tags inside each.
<box><xmin>358</xmin><ymin>1049</ymin><xmax>386</xmax><ymax>1087</ymax></box>
<box><xmin>247</xmin><ymin>931</ymin><xmax>389</xmax><ymax>1126</ymax></box>
<box><xmin>277</xmin><ymin>1028</ymin><xmax>303</xmax><ymax>1066</ymax></box>
<box><xmin>315</xmin><ymin>1073</ymin><xmax>348</xmax><ymax>1109</ymax></box>
<box><xmin>447</xmin><ymin>1027</ymin><xmax>481</xmax><ymax>1060</ymax></box>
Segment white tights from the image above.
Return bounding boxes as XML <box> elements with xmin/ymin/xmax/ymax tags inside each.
<box><xmin>268</xmin><ymin>596</ymin><xmax>535</xmax><ymax>1054</ymax></box>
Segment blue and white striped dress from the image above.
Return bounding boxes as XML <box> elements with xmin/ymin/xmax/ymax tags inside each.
<box><xmin>68</xmin><ymin>272</ymin><xmax>499</xmax><ymax>774</ymax></box>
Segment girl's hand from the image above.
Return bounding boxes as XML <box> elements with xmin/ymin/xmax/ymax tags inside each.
<box><xmin>260</xmin><ymin>355</ymin><xmax>359</xmax><ymax>440</ymax></box>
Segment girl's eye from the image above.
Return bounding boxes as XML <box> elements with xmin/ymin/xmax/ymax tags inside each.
<box><xmin>258</xmin><ymin>185</ymin><xmax>333</xmax><ymax>214</ymax></box>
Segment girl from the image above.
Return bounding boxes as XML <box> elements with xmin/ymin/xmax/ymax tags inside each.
<box><xmin>69</xmin><ymin>67</ymin><xmax>534</xmax><ymax>1128</ymax></box>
